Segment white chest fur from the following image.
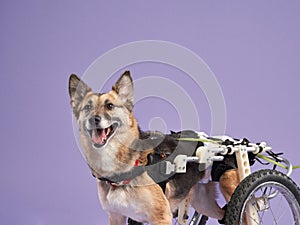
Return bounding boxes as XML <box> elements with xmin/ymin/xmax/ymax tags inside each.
<box><xmin>97</xmin><ymin>182</ymin><xmax>150</xmax><ymax>223</ymax></box>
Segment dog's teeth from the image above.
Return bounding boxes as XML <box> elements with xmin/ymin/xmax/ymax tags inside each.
<box><xmin>106</xmin><ymin>127</ymin><xmax>111</xmax><ymax>135</ymax></box>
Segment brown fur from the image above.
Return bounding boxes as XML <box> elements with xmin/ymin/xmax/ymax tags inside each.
<box><xmin>219</xmin><ymin>169</ymin><xmax>240</xmax><ymax>203</ymax></box>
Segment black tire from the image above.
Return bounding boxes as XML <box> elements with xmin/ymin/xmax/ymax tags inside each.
<box><xmin>225</xmin><ymin>169</ymin><xmax>300</xmax><ymax>225</ymax></box>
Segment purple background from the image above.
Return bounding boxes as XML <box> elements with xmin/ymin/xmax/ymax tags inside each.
<box><xmin>1</xmin><ymin>1</ymin><xmax>300</xmax><ymax>224</ymax></box>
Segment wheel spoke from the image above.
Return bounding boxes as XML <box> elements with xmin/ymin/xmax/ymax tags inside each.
<box><xmin>268</xmin><ymin>201</ymin><xmax>278</xmax><ymax>224</ymax></box>
<box><xmin>273</xmin><ymin>195</ymin><xmax>283</xmax><ymax>215</ymax></box>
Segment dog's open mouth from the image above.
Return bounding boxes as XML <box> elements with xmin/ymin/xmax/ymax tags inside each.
<box><xmin>87</xmin><ymin>123</ymin><xmax>118</xmax><ymax>148</ymax></box>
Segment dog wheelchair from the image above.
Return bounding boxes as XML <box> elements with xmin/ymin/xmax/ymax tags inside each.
<box><xmin>127</xmin><ymin>131</ymin><xmax>300</xmax><ymax>225</ymax></box>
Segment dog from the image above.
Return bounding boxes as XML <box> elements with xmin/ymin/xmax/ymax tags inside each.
<box><xmin>68</xmin><ymin>71</ymin><xmax>239</xmax><ymax>225</ymax></box>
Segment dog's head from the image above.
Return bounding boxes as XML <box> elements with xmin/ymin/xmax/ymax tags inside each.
<box><xmin>69</xmin><ymin>71</ymin><xmax>139</xmax><ymax>152</ymax></box>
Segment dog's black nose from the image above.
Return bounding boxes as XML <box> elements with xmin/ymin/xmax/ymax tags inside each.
<box><xmin>88</xmin><ymin>116</ymin><xmax>101</xmax><ymax>126</ymax></box>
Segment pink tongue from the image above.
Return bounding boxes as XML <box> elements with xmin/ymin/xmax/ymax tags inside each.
<box><xmin>92</xmin><ymin>129</ymin><xmax>106</xmax><ymax>144</ymax></box>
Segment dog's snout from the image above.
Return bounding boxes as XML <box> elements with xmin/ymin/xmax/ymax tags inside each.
<box><xmin>88</xmin><ymin>116</ymin><xmax>101</xmax><ymax>127</ymax></box>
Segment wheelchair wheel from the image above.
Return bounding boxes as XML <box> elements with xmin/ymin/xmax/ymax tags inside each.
<box><xmin>225</xmin><ymin>169</ymin><xmax>300</xmax><ymax>224</ymax></box>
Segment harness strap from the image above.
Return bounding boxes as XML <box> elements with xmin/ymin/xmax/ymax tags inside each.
<box><xmin>96</xmin><ymin>132</ymin><xmax>201</xmax><ymax>187</ymax></box>
<box><xmin>98</xmin><ymin>160</ymin><xmax>142</xmax><ymax>187</ymax></box>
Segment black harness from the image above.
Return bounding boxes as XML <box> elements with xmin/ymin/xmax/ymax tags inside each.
<box><xmin>95</xmin><ymin>130</ymin><xmax>200</xmax><ymax>189</ymax></box>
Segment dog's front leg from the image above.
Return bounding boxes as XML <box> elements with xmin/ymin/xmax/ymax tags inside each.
<box><xmin>143</xmin><ymin>184</ymin><xmax>172</xmax><ymax>225</ymax></box>
<box><xmin>109</xmin><ymin>212</ymin><xmax>126</xmax><ymax>225</ymax></box>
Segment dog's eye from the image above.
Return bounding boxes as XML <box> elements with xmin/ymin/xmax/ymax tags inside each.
<box><xmin>106</xmin><ymin>103</ymin><xmax>115</xmax><ymax>110</ymax></box>
<box><xmin>83</xmin><ymin>104</ymin><xmax>93</xmax><ymax>112</ymax></box>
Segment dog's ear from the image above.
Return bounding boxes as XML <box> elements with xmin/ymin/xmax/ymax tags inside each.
<box><xmin>112</xmin><ymin>71</ymin><xmax>134</xmax><ymax>111</ymax></box>
<box><xmin>69</xmin><ymin>74</ymin><xmax>92</xmax><ymax>117</ymax></box>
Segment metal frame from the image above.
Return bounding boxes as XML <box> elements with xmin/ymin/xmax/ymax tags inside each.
<box><xmin>164</xmin><ymin>132</ymin><xmax>292</xmax><ymax>225</ymax></box>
